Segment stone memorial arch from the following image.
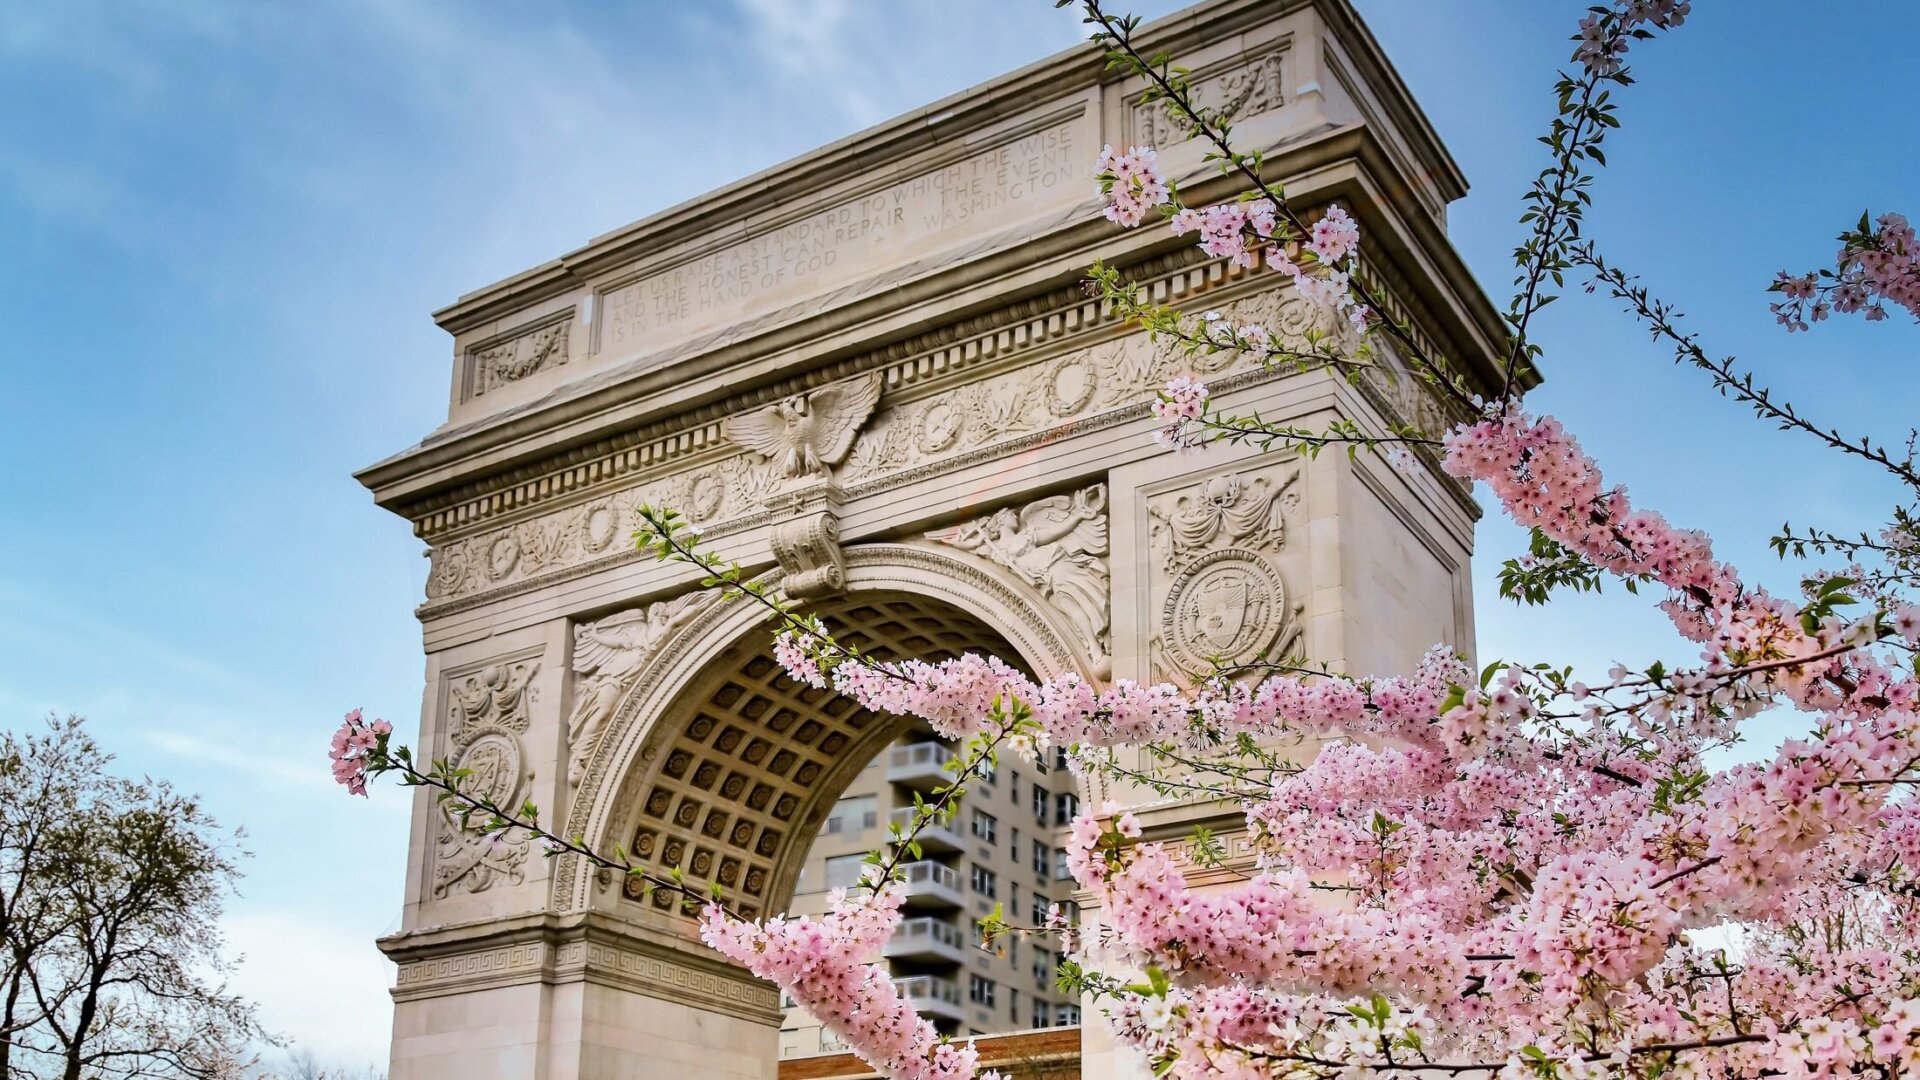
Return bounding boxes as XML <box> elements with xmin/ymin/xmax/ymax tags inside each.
<box><xmin>357</xmin><ymin>0</ymin><xmax>1512</xmax><ymax>1075</ymax></box>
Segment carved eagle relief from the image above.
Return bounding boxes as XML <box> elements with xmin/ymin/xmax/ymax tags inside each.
<box><xmin>725</xmin><ymin>371</ymin><xmax>884</xmax><ymax>479</ymax></box>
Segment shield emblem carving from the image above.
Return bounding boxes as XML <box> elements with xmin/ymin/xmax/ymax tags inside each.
<box><xmin>1194</xmin><ymin>571</ymin><xmax>1250</xmax><ymax>650</ymax></box>
<box><xmin>1161</xmin><ymin>548</ymin><xmax>1289</xmax><ymax>674</ymax></box>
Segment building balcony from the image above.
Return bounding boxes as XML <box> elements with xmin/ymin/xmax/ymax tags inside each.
<box><xmin>898</xmin><ymin>860</ymin><xmax>965</xmax><ymax>909</ymax></box>
<box><xmin>886</xmin><ymin>742</ymin><xmax>955</xmax><ymax>792</ymax></box>
<box><xmin>894</xmin><ymin>975</ymin><xmax>965</xmax><ymax>1024</ymax></box>
<box><xmin>888</xmin><ymin>806</ymin><xmax>963</xmax><ymax>853</ymax></box>
<box><xmin>884</xmin><ymin>916</ymin><xmax>970</xmax><ymax>965</ymax></box>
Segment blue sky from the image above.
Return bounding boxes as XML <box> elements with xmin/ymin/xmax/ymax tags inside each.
<box><xmin>1</xmin><ymin>0</ymin><xmax>1915</xmax><ymax>1070</ymax></box>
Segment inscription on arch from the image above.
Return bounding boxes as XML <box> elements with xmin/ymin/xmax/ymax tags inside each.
<box><xmin>599</xmin><ymin>118</ymin><xmax>1085</xmax><ymax>355</ymax></box>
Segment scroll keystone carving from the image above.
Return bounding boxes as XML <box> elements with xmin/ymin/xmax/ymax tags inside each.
<box><xmin>434</xmin><ymin>660</ymin><xmax>540</xmax><ymax>897</ymax></box>
<box><xmin>567</xmin><ymin>593</ymin><xmax>713</xmax><ymax>785</ymax></box>
<box><xmin>929</xmin><ymin>484</ymin><xmax>1111</xmax><ymax>676</ymax></box>
<box><xmin>725</xmin><ymin>371</ymin><xmax>883</xmax><ymax>480</ymax></box>
<box><xmin>767</xmin><ymin>481</ymin><xmax>848</xmax><ymax>601</ymax></box>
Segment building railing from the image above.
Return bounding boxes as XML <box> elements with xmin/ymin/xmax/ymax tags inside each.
<box><xmin>888</xmin><ymin>742</ymin><xmax>955</xmax><ymax>772</ymax></box>
<box><xmin>893</xmin><ymin>916</ymin><xmax>962</xmax><ymax>950</ymax></box>
<box><xmin>894</xmin><ymin>974</ymin><xmax>961</xmax><ymax>1007</ymax></box>
<box><xmin>899</xmin><ymin>860</ymin><xmax>959</xmax><ymax>891</ymax></box>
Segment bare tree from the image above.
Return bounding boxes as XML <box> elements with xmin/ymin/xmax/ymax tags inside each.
<box><xmin>0</xmin><ymin>715</ymin><xmax>268</xmax><ymax>1079</ymax></box>
<box><xmin>0</xmin><ymin>717</ymin><xmax>98</xmax><ymax>1075</ymax></box>
<box><xmin>252</xmin><ymin>1047</ymin><xmax>384</xmax><ymax>1080</ymax></box>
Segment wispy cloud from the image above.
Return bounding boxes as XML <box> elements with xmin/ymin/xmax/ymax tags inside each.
<box><xmin>225</xmin><ymin>908</ymin><xmax>395</xmax><ymax>1070</ymax></box>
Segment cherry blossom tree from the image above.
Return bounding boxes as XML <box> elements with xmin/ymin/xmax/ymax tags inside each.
<box><xmin>334</xmin><ymin>1</ymin><xmax>1920</xmax><ymax>1077</ymax></box>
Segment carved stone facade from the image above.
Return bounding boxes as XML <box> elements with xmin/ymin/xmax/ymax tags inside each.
<box><xmin>361</xmin><ymin>3</ymin><xmax>1511</xmax><ymax>1077</ymax></box>
<box><xmin>1132</xmin><ymin>47</ymin><xmax>1286</xmax><ymax>148</ymax></box>
<box><xmin>464</xmin><ymin>314</ymin><xmax>571</xmax><ymax>400</ymax></box>
<box><xmin>433</xmin><ymin>657</ymin><xmax>540</xmax><ymax>897</ymax></box>
<box><xmin>567</xmin><ymin>594</ymin><xmax>713</xmax><ymax>785</ymax></box>
<box><xmin>930</xmin><ymin>484</ymin><xmax>1112</xmax><ymax>675</ymax></box>
<box><xmin>1146</xmin><ymin>461</ymin><xmax>1305</xmax><ymax>681</ymax></box>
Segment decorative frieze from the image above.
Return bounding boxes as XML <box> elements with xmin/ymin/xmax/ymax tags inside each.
<box><xmin>417</xmin><ymin>267</ymin><xmax>1461</xmax><ymax>611</ymax></box>
<box><xmin>389</xmin><ymin>933</ymin><xmax>779</xmax><ymax>1017</ymax></box>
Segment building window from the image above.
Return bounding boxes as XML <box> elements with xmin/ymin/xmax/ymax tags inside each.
<box><xmin>1031</xmin><ymin>787</ymin><xmax>1048</xmax><ymax>825</ymax></box>
<box><xmin>1032</xmin><ymin>1000</ymin><xmax>1051</xmax><ymax>1028</ymax></box>
<box><xmin>1055</xmin><ymin>1004</ymin><xmax>1081</xmax><ymax>1026</ymax></box>
<box><xmin>1054</xmin><ymin>746</ymin><xmax>1070</xmax><ymax>771</ymax></box>
<box><xmin>1054</xmin><ymin>847</ymin><xmax>1073</xmax><ymax>881</ymax></box>
<box><xmin>970</xmin><ymin>809</ymin><xmax>997</xmax><ymax>844</ymax></box>
<box><xmin>1055</xmin><ymin>792</ymin><xmax>1079</xmax><ymax>822</ymax></box>
<box><xmin>1011</xmin><ymin>882</ymin><xmax>1020</xmax><ymax>916</ymax></box>
<box><xmin>1009</xmin><ymin>770</ymin><xmax>1020</xmax><ymax>802</ymax></box>
<box><xmin>1031</xmin><ymin>840</ymin><xmax>1049</xmax><ymax>877</ymax></box>
<box><xmin>1032</xmin><ymin>947</ymin><xmax>1052</xmax><ymax>987</ymax></box>
<box><xmin>824</xmin><ymin>794</ymin><xmax>876</xmax><ymax>835</ymax></box>
<box><xmin>1031</xmin><ymin>895</ymin><xmax>1050</xmax><ymax>926</ymax></box>
<box><xmin>1011</xmin><ymin>826</ymin><xmax>1021</xmax><ymax>856</ymax></box>
<box><xmin>1010</xmin><ymin>987</ymin><xmax>1020</xmax><ymax>1023</ymax></box>
<box><xmin>970</xmin><ymin>864</ymin><xmax>997</xmax><ymax>898</ymax></box>
<box><xmin>969</xmin><ymin>975</ymin><xmax>997</xmax><ymax>1007</ymax></box>
<box><xmin>825</xmin><ymin>854</ymin><xmax>868</xmax><ymax>890</ymax></box>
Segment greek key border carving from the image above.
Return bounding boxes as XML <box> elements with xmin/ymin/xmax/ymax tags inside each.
<box><xmin>390</xmin><ymin>936</ymin><xmax>780</xmax><ymax>1019</ymax></box>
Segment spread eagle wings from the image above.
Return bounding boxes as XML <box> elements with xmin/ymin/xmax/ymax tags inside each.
<box><xmin>725</xmin><ymin>371</ymin><xmax>883</xmax><ymax>475</ymax></box>
<box><xmin>802</xmin><ymin>371</ymin><xmax>884</xmax><ymax>468</ymax></box>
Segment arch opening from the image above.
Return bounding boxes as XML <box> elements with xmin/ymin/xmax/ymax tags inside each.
<box><xmin>574</xmin><ymin>560</ymin><xmax>1091</xmax><ymax>1054</ymax></box>
<box><xmin>610</xmin><ymin>589</ymin><xmax>1024</xmax><ymax>923</ymax></box>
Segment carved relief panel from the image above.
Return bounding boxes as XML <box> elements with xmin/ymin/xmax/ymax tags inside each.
<box><xmin>566</xmin><ymin>593</ymin><xmax>716</xmax><ymax>786</ymax></box>
<box><xmin>463</xmin><ymin>314</ymin><xmax>572</xmax><ymax>401</ymax></box>
<box><xmin>1131</xmin><ymin>48</ymin><xmax>1286</xmax><ymax>148</ymax></box>
<box><xmin>928</xmin><ymin>484</ymin><xmax>1112</xmax><ymax>676</ymax></box>
<box><xmin>433</xmin><ymin>653</ymin><xmax>543</xmax><ymax>897</ymax></box>
<box><xmin>1144</xmin><ymin>460</ymin><xmax>1305</xmax><ymax>683</ymax></box>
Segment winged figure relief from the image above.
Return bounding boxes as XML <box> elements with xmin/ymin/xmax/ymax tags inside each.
<box><xmin>565</xmin><ymin>593</ymin><xmax>710</xmax><ymax>785</ymax></box>
<box><xmin>725</xmin><ymin>371</ymin><xmax>884</xmax><ymax>479</ymax></box>
<box><xmin>929</xmin><ymin>486</ymin><xmax>1111</xmax><ymax>670</ymax></box>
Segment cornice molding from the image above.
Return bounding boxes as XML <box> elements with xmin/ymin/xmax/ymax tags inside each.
<box><xmin>425</xmin><ymin>0</ymin><xmax>1323</xmax><ymax>337</ymax></box>
<box><xmin>381</xmin><ymin>910</ymin><xmax>781</xmax><ymax>1023</ymax></box>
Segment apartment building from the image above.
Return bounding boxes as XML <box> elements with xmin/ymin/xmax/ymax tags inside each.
<box><xmin>778</xmin><ymin>726</ymin><xmax>1084</xmax><ymax>1058</ymax></box>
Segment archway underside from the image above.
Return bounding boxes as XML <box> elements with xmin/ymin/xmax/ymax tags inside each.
<box><xmin>618</xmin><ymin>590</ymin><xmax>1023</xmax><ymax>921</ymax></box>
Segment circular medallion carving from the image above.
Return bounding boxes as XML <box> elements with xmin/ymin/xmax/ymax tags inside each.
<box><xmin>1046</xmin><ymin>353</ymin><xmax>1098</xmax><ymax>415</ymax></box>
<box><xmin>443</xmin><ymin>731</ymin><xmax>522</xmax><ymax>824</ymax></box>
<box><xmin>687</xmin><ymin>473</ymin><xmax>725</xmax><ymax>520</ymax></box>
<box><xmin>486</xmin><ymin>535</ymin><xmax>521</xmax><ymax>579</ymax></box>
<box><xmin>1161</xmin><ymin>547</ymin><xmax>1288</xmax><ymax>673</ymax></box>
<box><xmin>582</xmin><ymin>503</ymin><xmax>619</xmax><ymax>553</ymax></box>
<box><xmin>916</xmin><ymin>399</ymin><xmax>963</xmax><ymax>453</ymax></box>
